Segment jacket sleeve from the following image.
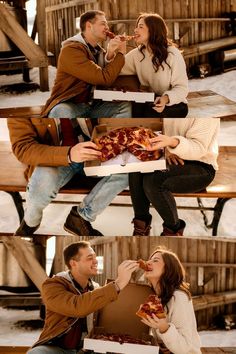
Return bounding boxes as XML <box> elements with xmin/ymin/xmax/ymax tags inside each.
<box><xmin>7</xmin><ymin>118</ymin><xmax>69</xmax><ymax>167</ymax></box>
<box><xmin>163</xmin><ymin>48</ymin><xmax>189</xmax><ymax>105</ymax></box>
<box><xmin>167</xmin><ymin>118</ymin><xmax>220</xmax><ymax>161</ymax></box>
<box><xmin>156</xmin><ymin>292</ymin><xmax>201</xmax><ymax>354</ymax></box>
<box><xmin>42</xmin><ymin>277</ymin><xmax>118</xmax><ymax>317</ymax></box>
<box><xmin>59</xmin><ymin>44</ymin><xmax>125</xmax><ymax>86</ymax></box>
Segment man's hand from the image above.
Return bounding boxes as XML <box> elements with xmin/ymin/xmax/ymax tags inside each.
<box><xmin>70</xmin><ymin>141</ymin><xmax>101</xmax><ymax>163</ymax></box>
<box><xmin>115</xmin><ymin>260</ymin><xmax>139</xmax><ymax>290</ymax></box>
<box><xmin>152</xmin><ymin>94</ymin><xmax>169</xmax><ymax>113</ymax></box>
<box><xmin>106</xmin><ymin>36</ymin><xmax>127</xmax><ymax>60</ymax></box>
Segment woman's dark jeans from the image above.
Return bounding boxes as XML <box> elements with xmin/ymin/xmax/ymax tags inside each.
<box><xmin>129</xmin><ymin>161</ymin><xmax>216</xmax><ymax>229</ymax></box>
<box><xmin>132</xmin><ymin>101</ymin><xmax>188</xmax><ymax>118</ymax></box>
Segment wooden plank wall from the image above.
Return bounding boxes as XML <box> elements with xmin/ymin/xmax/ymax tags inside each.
<box><xmin>45</xmin><ymin>0</ymin><xmax>98</xmax><ymax>65</ymax></box>
<box><xmin>54</xmin><ymin>236</ymin><xmax>236</xmax><ymax>329</ymax></box>
<box><xmin>45</xmin><ymin>0</ymin><xmax>235</xmax><ymax>68</ymax></box>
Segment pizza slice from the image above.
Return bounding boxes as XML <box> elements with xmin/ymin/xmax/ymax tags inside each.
<box><xmin>105</xmin><ymin>30</ymin><xmax>135</xmax><ymax>41</ymax></box>
<box><xmin>137</xmin><ymin>259</ymin><xmax>151</xmax><ymax>272</ymax></box>
<box><xmin>136</xmin><ymin>294</ymin><xmax>166</xmax><ymax>319</ymax></box>
<box><xmin>127</xmin><ymin>127</ymin><xmax>163</xmax><ymax>161</ymax></box>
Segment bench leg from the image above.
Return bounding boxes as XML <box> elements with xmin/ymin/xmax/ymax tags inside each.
<box><xmin>197</xmin><ymin>197</ymin><xmax>211</xmax><ymax>228</ymax></box>
<box><xmin>210</xmin><ymin>198</ymin><xmax>231</xmax><ymax>236</ymax></box>
<box><xmin>6</xmin><ymin>191</ymin><xmax>24</xmax><ymax>223</ymax></box>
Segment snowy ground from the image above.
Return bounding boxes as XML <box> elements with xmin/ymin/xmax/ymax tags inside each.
<box><xmin>0</xmin><ymin>68</ymin><xmax>236</xmax><ymax>347</ymax></box>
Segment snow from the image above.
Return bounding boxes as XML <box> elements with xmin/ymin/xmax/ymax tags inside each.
<box><xmin>0</xmin><ymin>67</ymin><xmax>236</xmax><ymax>347</ymax></box>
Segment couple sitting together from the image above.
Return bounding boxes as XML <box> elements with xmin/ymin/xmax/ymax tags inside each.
<box><xmin>8</xmin><ymin>10</ymin><xmax>219</xmax><ymax>237</ymax></box>
<box><xmin>27</xmin><ymin>241</ymin><xmax>202</xmax><ymax>354</ymax></box>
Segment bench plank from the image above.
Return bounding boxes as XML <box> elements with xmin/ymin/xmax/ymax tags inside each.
<box><xmin>0</xmin><ymin>90</ymin><xmax>236</xmax><ymax>119</ymax></box>
<box><xmin>0</xmin><ymin>140</ymin><xmax>235</xmax><ymax>235</ymax></box>
<box><xmin>1</xmin><ymin>142</ymin><xmax>235</xmax><ymax>198</ymax></box>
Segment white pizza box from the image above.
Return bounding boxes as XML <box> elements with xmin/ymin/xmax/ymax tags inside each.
<box><xmin>83</xmin><ymin>283</ymin><xmax>159</xmax><ymax>354</ymax></box>
<box><xmin>83</xmin><ymin>336</ymin><xmax>159</xmax><ymax>354</ymax></box>
<box><xmin>94</xmin><ymin>89</ymin><xmax>155</xmax><ymax>102</ymax></box>
<box><xmin>84</xmin><ymin>118</ymin><xmax>166</xmax><ymax>177</ymax></box>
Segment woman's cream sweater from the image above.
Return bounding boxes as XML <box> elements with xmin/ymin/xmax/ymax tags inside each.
<box><xmin>164</xmin><ymin>118</ymin><xmax>220</xmax><ymax>170</ymax></box>
<box><xmin>120</xmin><ymin>46</ymin><xmax>188</xmax><ymax>105</ymax></box>
<box><xmin>154</xmin><ymin>290</ymin><xmax>202</xmax><ymax>354</ymax></box>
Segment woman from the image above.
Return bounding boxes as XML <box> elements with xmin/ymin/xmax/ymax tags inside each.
<box><xmin>120</xmin><ymin>13</ymin><xmax>188</xmax><ymax>118</ymax></box>
<box><xmin>141</xmin><ymin>246</ymin><xmax>202</xmax><ymax>354</ymax></box>
<box><xmin>129</xmin><ymin>118</ymin><xmax>220</xmax><ymax>236</ymax></box>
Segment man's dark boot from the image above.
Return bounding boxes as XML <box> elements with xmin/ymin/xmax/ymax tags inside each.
<box><xmin>161</xmin><ymin>219</ymin><xmax>186</xmax><ymax>236</ymax></box>
<box><xmin>14</xmin><ymin>219</ymin><xmax>40</xmax><ymax>236</ymax></box>
<box><xmin>64</xmin><ymin>206</ymin><xmax>103</xmax><ymax>236</ymax></box>
<box><xmin>132</xmin><ymin>218</ymin><xmax>152</xmax><ymax>236</ymax></box>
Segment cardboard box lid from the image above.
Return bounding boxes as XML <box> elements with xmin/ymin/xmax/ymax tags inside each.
<box><xmin>96</xmin><ymin>283</ymin><xmax>155</xmax><ymax>338</ymax></box>
<box><xmin>98</xmin><ymin>118</ymin><xmax>163</xmax><ymax>131</ymax></box>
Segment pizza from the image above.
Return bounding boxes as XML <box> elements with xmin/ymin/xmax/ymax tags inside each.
<box><xmin>92</xmin><ymin>333</ymin><xmax>151</xmax><ymax>345</ymax></box>
<box><xmin>105</xmin><ymin>30</ymin><xmax>135</xmax><ymax>41</ymax></box>
<box><xmin>137</xmin><ymin>259</ymin><xmax>151</xmax><ymax>272</ymax></box>
<box><xmin>136</xmin><ymin>294</ymin><xmax>166</xmax><ymax>320</ymax></box>
<box><xmin>95</xmin><ymin>126</ymin><xmax>162</xmax><ymax>162</ymax></box>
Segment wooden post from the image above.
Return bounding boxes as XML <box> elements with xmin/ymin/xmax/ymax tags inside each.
<box><xmin>37</xmin><ymin>0</ymin><xmax>49</xmax><ymax>91</ymax></box>
<box><xmin>0</xmin><ymin>236</ymin><xmax>48</xmax><ymax>292</ymax></box>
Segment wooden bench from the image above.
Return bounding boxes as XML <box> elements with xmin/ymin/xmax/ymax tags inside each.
<box><xmin>0</xmin><ymin>90</ymin><xmax>236</xmax><ymax>119</ymax></box>
<box><xmin>0</xmin><ymin>140</ymin><xmax>235</xmax><ymax>236</ymax></box>
<box><xmin>0</xmin><ymin>347</ymin><xmax>235</xmax><ymax>354</ymax></box>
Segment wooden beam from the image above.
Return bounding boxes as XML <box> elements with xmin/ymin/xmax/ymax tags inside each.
<box><xmin>193</xmin><ymin>290</ymin><xmax>236</xmax><ymax>311</ymax></box>
<box><xmin>0</xmin><ymin>3</ymin><xmax>48</xmax><ymax>68</ymax></box>
<box><xmin>0</xmin><ymin>236</ymin><xmax>48</xmax><ymax>292</ymax></box>
<box><xmin>45</xmin><ymin>0</ymin><xmax>97</xmax><ymax>12</ymax></box>
<box><xmin>182</xmin><ymin>36</ymin><xmax>236</xmax><ymax>59</ymax></box>
<box><xmin>108</xmin><ymin>18</ymin><xmax>232</xmax><ymax>25</ymax></box>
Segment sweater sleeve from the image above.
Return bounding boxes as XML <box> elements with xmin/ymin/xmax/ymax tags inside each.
<box><xmin>7</xmin><ymin>118</ymin><xmax>69</xmax><ymax>167</ymax></box>
<box><xmin>59</xmin><ymin>44</ymin><xmax>125</xmax><ymax>86</ymax></box>
<box><xmin>119</xmin><ymin>49</ymin><xmax>137</xmax><ymax>75</ymax></box>
<box><xmin>167</xmin><ymin>118</ymin><xmax>219</xmax><ymax>161</ymax></box>
<box><xmin>163</xmin><ymin>48</ymin><xmax>189</xmax><ymax>105</ymax></box>
<box><xmin>42</xmin><ymin>278</ymin><xmax>118</xmax><ymax>317</ymax></box>
<box><xmin>156</xmin><ymin>292</ymin><xmax>202</xmax><ymax>354</ymax></box>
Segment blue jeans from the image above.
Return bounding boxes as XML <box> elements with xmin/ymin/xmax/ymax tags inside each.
<box><xmin>27</xmin><ymin>346</ymin><xmax>77</xmax><ymax>354</ymax></box>
<box><xmin>25</xmin><ymin>165</ymin><xmax>128</xmax><ymax>226</ymax></box>
<box><xmin>48</xmin><ymin>100</ymin><xmax>132</xmax><ymax>119</ymax></box>
<box><xmin>24</xmin><ymin>100</ymin><xmax>130</xmax><ymax>227</ymax></box>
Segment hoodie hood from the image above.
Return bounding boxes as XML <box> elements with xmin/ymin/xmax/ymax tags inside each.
<box><xmin>62</xmin><ymin>32</ymin><xmax>87</xmax><ymax>48</ymax></box>
<box><xmin>54</xmin><ymin>270</ymin><xmax>99</xmax><ymax>291</ymax></box>
<box><xmin>61</xmin><ymin>32</ymin><xmax>105</xmax><ymax>68</ymax></box>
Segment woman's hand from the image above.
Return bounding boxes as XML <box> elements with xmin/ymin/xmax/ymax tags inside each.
<box><xmin>152</xmin><ymin>94</ymin><xmax>169</xmax><ymax>113</ymax></box>
<box><xmin>166</xmin><ymin>150</ymin><xmax>184</xmax><ymax>166</ymax></box>
<box><xmin>146</xmin><ymin>135</ymin><xmax>179</xmax><ymax>150</ymax></box>
<box><xmin>141</xmin><ymin>314</ymin><xmax>170</xmax><ymax>334</ymax></box>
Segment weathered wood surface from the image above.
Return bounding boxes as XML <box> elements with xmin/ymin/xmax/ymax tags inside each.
<box><xmin>0</xmin><ymin>91</ymin><xmax>235</xmax><ymax>119</ymax></box>
<box><xmin>0</xmin><ymin>236</ymin><xmax>48</xmax><ymax>292</ymax></box>
<box><xmin>1</xmin><ymin>141</ymin><xmax>235</xmax><ymax>199</ymax></box>
<box><xmin>0</xmin><ymin>347</ymin><xmax>235</xmax><ymax>354</ymax></box>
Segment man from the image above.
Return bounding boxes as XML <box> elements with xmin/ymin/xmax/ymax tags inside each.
<box><xmin>8</xmin><ymin>118</ymin><xmax>128</xmax><ymax>236</ymax></box>
<box><xmin>41</xmin><ymin>9</ymin><xmax>131</xmax><ymax>119</ymax></box>
<box><xmin>8</xmin><ymin>9</ymin><xmax>131</xmax><ymax>236</ymax></box>
<box><xmin>27</xmin><ymin>241</ymin><xmax>138</xmax><ymax>353</ymax></box>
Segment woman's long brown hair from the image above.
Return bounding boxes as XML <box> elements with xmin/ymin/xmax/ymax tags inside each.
<box><xmin>149</xmin><ymin>246</ymin><xmax>191</xmax><ymax>308</ymax></box>
<box><xmin>136</xmin><ymin>13</ymin><xmax>173</xmax><ymax>71</ymax></box>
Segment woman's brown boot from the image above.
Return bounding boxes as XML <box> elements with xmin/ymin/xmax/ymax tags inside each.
<box><xmin>132</xmin><ymin>218</ymin><xmax>152</xmax><ymax>236</ymax></box>
<box><xmin>161</xmin><ymin>219</ymin><xmax>186</xmax><ymax>236</ymax></box>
